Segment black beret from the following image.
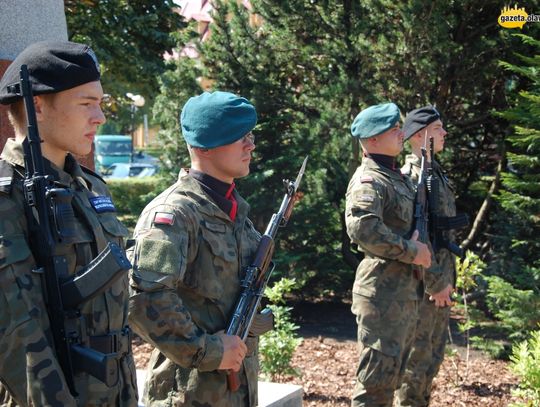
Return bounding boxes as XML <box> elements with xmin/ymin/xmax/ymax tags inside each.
<box><xmin>403</xmin><ymin>105</ymin><xmax>441</xmax><ymax>140</ymax></box>
<box><xmin>0</xmin><ymin>41</ymin><xmax>101</xmax><ymax>105</ymax></box>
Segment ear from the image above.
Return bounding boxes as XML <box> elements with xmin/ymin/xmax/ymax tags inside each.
<box><xmin>34</xmin><ymin>95</ymin><xmax>46</xmax><ymax>122</ymax></box>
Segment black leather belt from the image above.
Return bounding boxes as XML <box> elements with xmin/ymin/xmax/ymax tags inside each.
<box><xmin>88</xmin><ymin>326</ymin><xmax>132</xmax><ymax>356</ymax></box>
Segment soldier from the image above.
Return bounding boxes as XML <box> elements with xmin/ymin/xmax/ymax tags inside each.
<box><xmin>0</xmin><ymin>41</ymin><xmax>137</xmax><ymax>406</ymax></box>
<box><xmin>345</xmin><ymin>102</ymin><xmax>433</xmax><ymax>407</ymax></box>
<box><xmin>396</xmin><ymin>106</ymin><xmax>457</xmax><ymax>406</ymax></box>
<box><xmin>128</xmin><ymin>91</ymin><xmax>272</xmax><ymax>406</ymax></box>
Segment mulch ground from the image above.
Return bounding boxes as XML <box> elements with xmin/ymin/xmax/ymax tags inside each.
<box><xmin>132</xmin><ymin>300</ymin><xmax>524</xmax><ymax>406</ymax></box>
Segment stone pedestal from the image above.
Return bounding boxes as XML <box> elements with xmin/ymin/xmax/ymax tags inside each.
<box><xmin>137</xmin><ymin>370</ymin><xmax>303</xmax><ymax>407</ymax></box>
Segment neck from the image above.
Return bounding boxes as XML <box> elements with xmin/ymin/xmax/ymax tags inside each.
<box><xmin>16</xmin><ymin>134</ymin><xmax>66</xmax><ymax>169</ymax></box>
<box><xmin>190</xmin><ymin>162</ymin><xmax>233</xmax><ymax>184</ymax></box>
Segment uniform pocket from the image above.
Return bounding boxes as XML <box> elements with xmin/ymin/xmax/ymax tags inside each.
<box><xmin>97</xmin><ymin>212</ymin><xmax>129</xmax><ymax>239</ymax></box>
<box><xmin>393</xmin><ymin>183</ymin><xmax>415</xmax><ymax>224</ymax></box>
<box><xmin>200</xmin><ymin>222</ymin><xmax>237</xmax><ymax>263</ymax></box>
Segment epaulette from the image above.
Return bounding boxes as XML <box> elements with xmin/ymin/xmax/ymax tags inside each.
<box><xmin>0</xmin><ymin>160</ymin><xmax>15</xmax><ymax>195</ymax></box>
<box><xmin>80</xmin><ymin>164</ymin><xmax>107</xmax><ymax>184</ymax></box>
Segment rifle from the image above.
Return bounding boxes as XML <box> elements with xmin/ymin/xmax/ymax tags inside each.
<box><xmin>426</xmin><ymin>137</ymin><xmax>469</xmax><ymax>258</ymax></box>
<box><xmin>16</xmin><ymin>65</ymin><xmax>131</xmax><ymax>396</ymax></box>
<box><xmin>408</xmin><ymin>134</ymin><xmax>430</xmax><ymax>280</ymax></box>
<box><xmin>226</xmin><ymin>156</ymin><xmax>308</xmax><ymax>391</ymax></box>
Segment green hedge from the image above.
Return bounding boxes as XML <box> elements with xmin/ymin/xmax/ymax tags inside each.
<box><xmin>107</xmin><ymin>177</ymin><xmax>160</xmax><ymax>218</ymax></box>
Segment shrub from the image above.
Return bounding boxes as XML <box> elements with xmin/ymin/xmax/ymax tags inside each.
<box><xmin>259</xmin><ymin>278</ymin><xmax>302</xmax><ymax>382</ymax></box>
<box><xmin>510</xmin><ymin>329</ymin><xmax>540</xmax><ymax>407</ymax></box>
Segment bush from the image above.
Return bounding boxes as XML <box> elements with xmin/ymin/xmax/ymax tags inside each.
<box><xmin>259</xmin><ymin>278</ymin><xmax>302</xmax><ymax>382</ymax></box>
<box><xmin>485</xmin><ymin>276</ymin><xmax>540</xmax><ymax>342</ymax></box>
<box><xmin>510</xmin><ymin>329</ymin><xmax>540</xmax><ymax>407</ymax></box>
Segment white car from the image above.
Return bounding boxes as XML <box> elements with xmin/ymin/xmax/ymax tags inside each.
<box><xmin>103</xmin><ymin>163</ymin><xmax>157</xmax><ymax>179</ymax></box>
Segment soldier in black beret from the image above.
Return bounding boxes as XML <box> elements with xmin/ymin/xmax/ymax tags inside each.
<box><xmin>397</xmin><ymin>105</ymin><xmax>465</xmax><ymax>406</ymax></box>
<box><xmin>0</xmin><ymin>41</ymin><xmax>138</xmax><ymax>406</ymax></box>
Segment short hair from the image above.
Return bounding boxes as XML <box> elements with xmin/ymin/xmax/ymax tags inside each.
<box><xmin>7</xmin><ymin>94</ymin><xmax>57</xmax><ymax>137</ymax></box>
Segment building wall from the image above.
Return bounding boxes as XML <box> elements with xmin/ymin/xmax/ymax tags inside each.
<box><xmin>0</xmin><ymin>1</ymin><xmax>94</xmax><ymax>168</ymax></box>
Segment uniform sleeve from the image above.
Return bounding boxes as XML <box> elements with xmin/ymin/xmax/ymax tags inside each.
<box><xmin>424</xmin><ymin>249</ymin><xmax>455</xmax><ymax>295</ymax></box>
<box><xmin>128</xmin><ymin>205</ymin><xmax>223</xmax><ymax>372</ymax></box>
<box><xmin>0</xmin><ymin>195</ymin><xmax>77</xmax><ymax>407</ymax></box>
<box><xmin>345</xmin><ymin>180</ymin><xmax>417</xmax><ymax>263</ymax></box>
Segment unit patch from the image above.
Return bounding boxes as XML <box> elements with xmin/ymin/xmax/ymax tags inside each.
<box><xmin>358</xmin><ymin>194</ymin><xmax>375</xmax><ymax>202</ymax></box>
<box><xmin>89</xmin><ymin>196</ymin><xmax>116</xmax><ymax>213</ymax></box>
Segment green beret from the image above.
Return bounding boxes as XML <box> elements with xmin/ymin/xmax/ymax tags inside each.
<box><xmin>351</xmin><ymin>103</ymin><xmax>400</xmax><ymax>139</ymax></box>
<box><xmin>0</xmin><ymin>41</ymin><xmax>101</xmax><ymax>105</ymax></box>
<box><xmin>403</xmin><ymin>105</ymin><xmax>441</xmax><ymax>140</ymax></box>
<box><xmin>181</xmin><ymin>91</ymin><xmax>257</xmax><ymax>148</ymax></box>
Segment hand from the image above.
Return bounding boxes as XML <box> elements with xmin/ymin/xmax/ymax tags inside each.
<box><xmin>217</xmin><ymin>333</ymin><xmax>247</xmax><ymax>372</ymax></box>
<box><xmin>429</xmin><ymin>284</ymin><xmax>454</xmax><ymax>307</ymax></box>
<box><xmin>410</xmin><ymin>230</ymin><xmax>432</xmax><ymax>268</ymax></box>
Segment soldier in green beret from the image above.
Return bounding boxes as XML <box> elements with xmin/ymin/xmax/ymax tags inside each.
<box><xmin>345</xmin><ymin>102</ymin><xmax>433</xmax><ymax>407</ymax></box>
<box><xmin>128</xmin><ymin>91</ymin><xmax>273</xmax><ymax>406</ymax></box>
<box><xmin>0</xmin><ymin>41</ymin><xmax>138</xmax><ymax>406</ymax></box>
<box><xmin>396</xmin><ymin>106</ymin><xmax>464</xmax><ymax>406</ymax></box>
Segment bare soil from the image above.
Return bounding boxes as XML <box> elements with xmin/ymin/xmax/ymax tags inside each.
<box><xmin>133</xmin><ymin>300</ymin><xmax>522</xmax><ymax>406</ymax></box>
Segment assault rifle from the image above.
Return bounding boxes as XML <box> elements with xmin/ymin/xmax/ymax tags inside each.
<box><xmin>226</xmin><ymin>156</ymin><xmax>308</xmax><ymax>391</ymax></box>
<box><xmin>408</xmin><ymin>135</ymin><xmax>430</xmax><ymax>279</ymax></box>
<box><xmin>426</xmin><ymin>137</ymin><xmax>469</xmax><ymax>258</ymax></box>
<box><xmin>15</xmin><ymin>65</ymin><xmax>131</xmax><ymax>396</ymax></box>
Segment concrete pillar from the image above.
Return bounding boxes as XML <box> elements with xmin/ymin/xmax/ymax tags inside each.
<box><xmin>0</xmin><ymin>1</ymin><xmax>94</xmax><ymax>169</ymax></box>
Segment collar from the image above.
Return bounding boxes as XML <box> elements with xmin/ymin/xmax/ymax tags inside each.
<box><xmin>361</xmin><ymin>156</ymin><xmax>404</xmax><ymax>180</ymax></box>
<box><xmin>405</xmin><ymin>153</ymin><xmax>441</xmax><ymax>172</ymax></box>
<box><xmin>364</xmin><ymin>153</ymin><xmax>399</xmax><ymax>173</ymax></box>
<box><xmin>0</xmin><ymin>138</ymin><xmax>91</xmax><ymax>189</ymax></box>
<box><xmin>188</xmin><ymin>168</ymin><xmax>235</xmax><ymax>198</ymax></box>
<box><xmin>178</xmin><ymin>169</ymin><xmax>250</xmax><ymax>222</ymax></box>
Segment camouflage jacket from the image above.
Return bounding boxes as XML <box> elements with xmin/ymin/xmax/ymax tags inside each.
<box><xmin>0</xmin><ymin>139</ymin><xmax>137</xmax><ymax>407</ymax></box>
<box><xmin>129</xmin><ymin>169</ymin><xmax>261</xmax><ymax>407</ymax></box>
<box><xmin>402</xmin><ymin>154</ymin><xmax>457</xmax><ymax>293</ymax></box>
<box><xmin>345</xmin><ymin>156</ymin><xmax>421</xmax><ymax>301</ymax></box>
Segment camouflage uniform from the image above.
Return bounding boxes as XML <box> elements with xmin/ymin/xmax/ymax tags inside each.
<box><xmin>396</xmin><ymin>155</ymin><xmax>457</xmax><ymax>406</ymax></box>
<box><xmin>345</xmin><ymin>156</ymin><xmax>421</xmax><ymax>407</ymax></box>
<box><xmin>129</xmin><ymin>169</ymin><xmax>261</xmax><ymax>407</ymax></box>
<box><xmin>0</xmin><ymin>139</ymin><xmax>138</xmax><ymax>406</ymax></box>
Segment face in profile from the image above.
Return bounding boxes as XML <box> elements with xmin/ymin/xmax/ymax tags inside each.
<box><xmin>206</xmin><ymin>133</ymin><xmax>256</xmax><ymax>182</ymax></box>
<box><xmin>36</xmin><ymin>81</ymin><xmax>106</xmax><ymax>158</ymax></box>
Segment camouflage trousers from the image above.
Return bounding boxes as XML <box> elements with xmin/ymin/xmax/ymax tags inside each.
<box><xmin>351</xmin><ymin>296</ymin><xmax>418</xmax><ymax>407</ymax></box>
<box><xmin>395</xmin><ymin>294</ymin><xmax>451</xmax><ymax>407</ymax></box>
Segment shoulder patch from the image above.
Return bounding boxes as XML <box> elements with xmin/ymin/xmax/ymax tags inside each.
<box><xmin>0</xmin><ymin>160</ymin><xmax>15</xmax><ymax>195</ymax></box>
<box><xmin>80</xmin><ymin>164</ymin><xmax>106</xmax><ymax>184</ymax></box>
<box><xmin>360</xmin><ymin>175</ymin><xmax>373</xmax><ymax>183</ymax></box>
<box><xmin>154</xmin><ymin>212</ymin><xmax>175</xmax><ymax>226</ymax></box>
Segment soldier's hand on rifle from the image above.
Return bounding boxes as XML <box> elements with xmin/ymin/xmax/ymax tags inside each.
<box><xmin>217</xmin><ymin>333</ymin><xmax>247</xmax><ymax>372</ymax></box>
<box><xmin>410</xmin><ymin>230</ymin><xmax>432</xmax><ymax>268</ymax></box>
<box><xmin>429</xmin><ymin>284</ymin><xmax>454</xmax><ymax>308</ymax></box>
<box><xmin>248</xmin><ymin>308</ymin><xmax>274</xmax><ymax>337</ymax></box>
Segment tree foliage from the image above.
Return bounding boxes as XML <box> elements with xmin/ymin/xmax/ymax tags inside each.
<box><xmin>65</xmin><ymin>0</ymin><xmax>186</xmax><ymax>131</ymax></box>
<box><xmin>481</xmin><ymin>34</ymin><xmax>540</xmax><ymax>342</ymax></box>
<box><xmin>151</xmin><ymin>0</ymin><xmax>538</xmax><ymax>297</ymax></box>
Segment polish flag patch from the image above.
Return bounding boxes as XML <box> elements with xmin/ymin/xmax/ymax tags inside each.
<box><xmin>360</xmin><ymin>175</ymin><xmax>373</xmax><ymax>183</ymax></box>
<box><xmin>153</xmin><ymin>212</ymin><xmax>175</xmax><ymax>225</ymax></box>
